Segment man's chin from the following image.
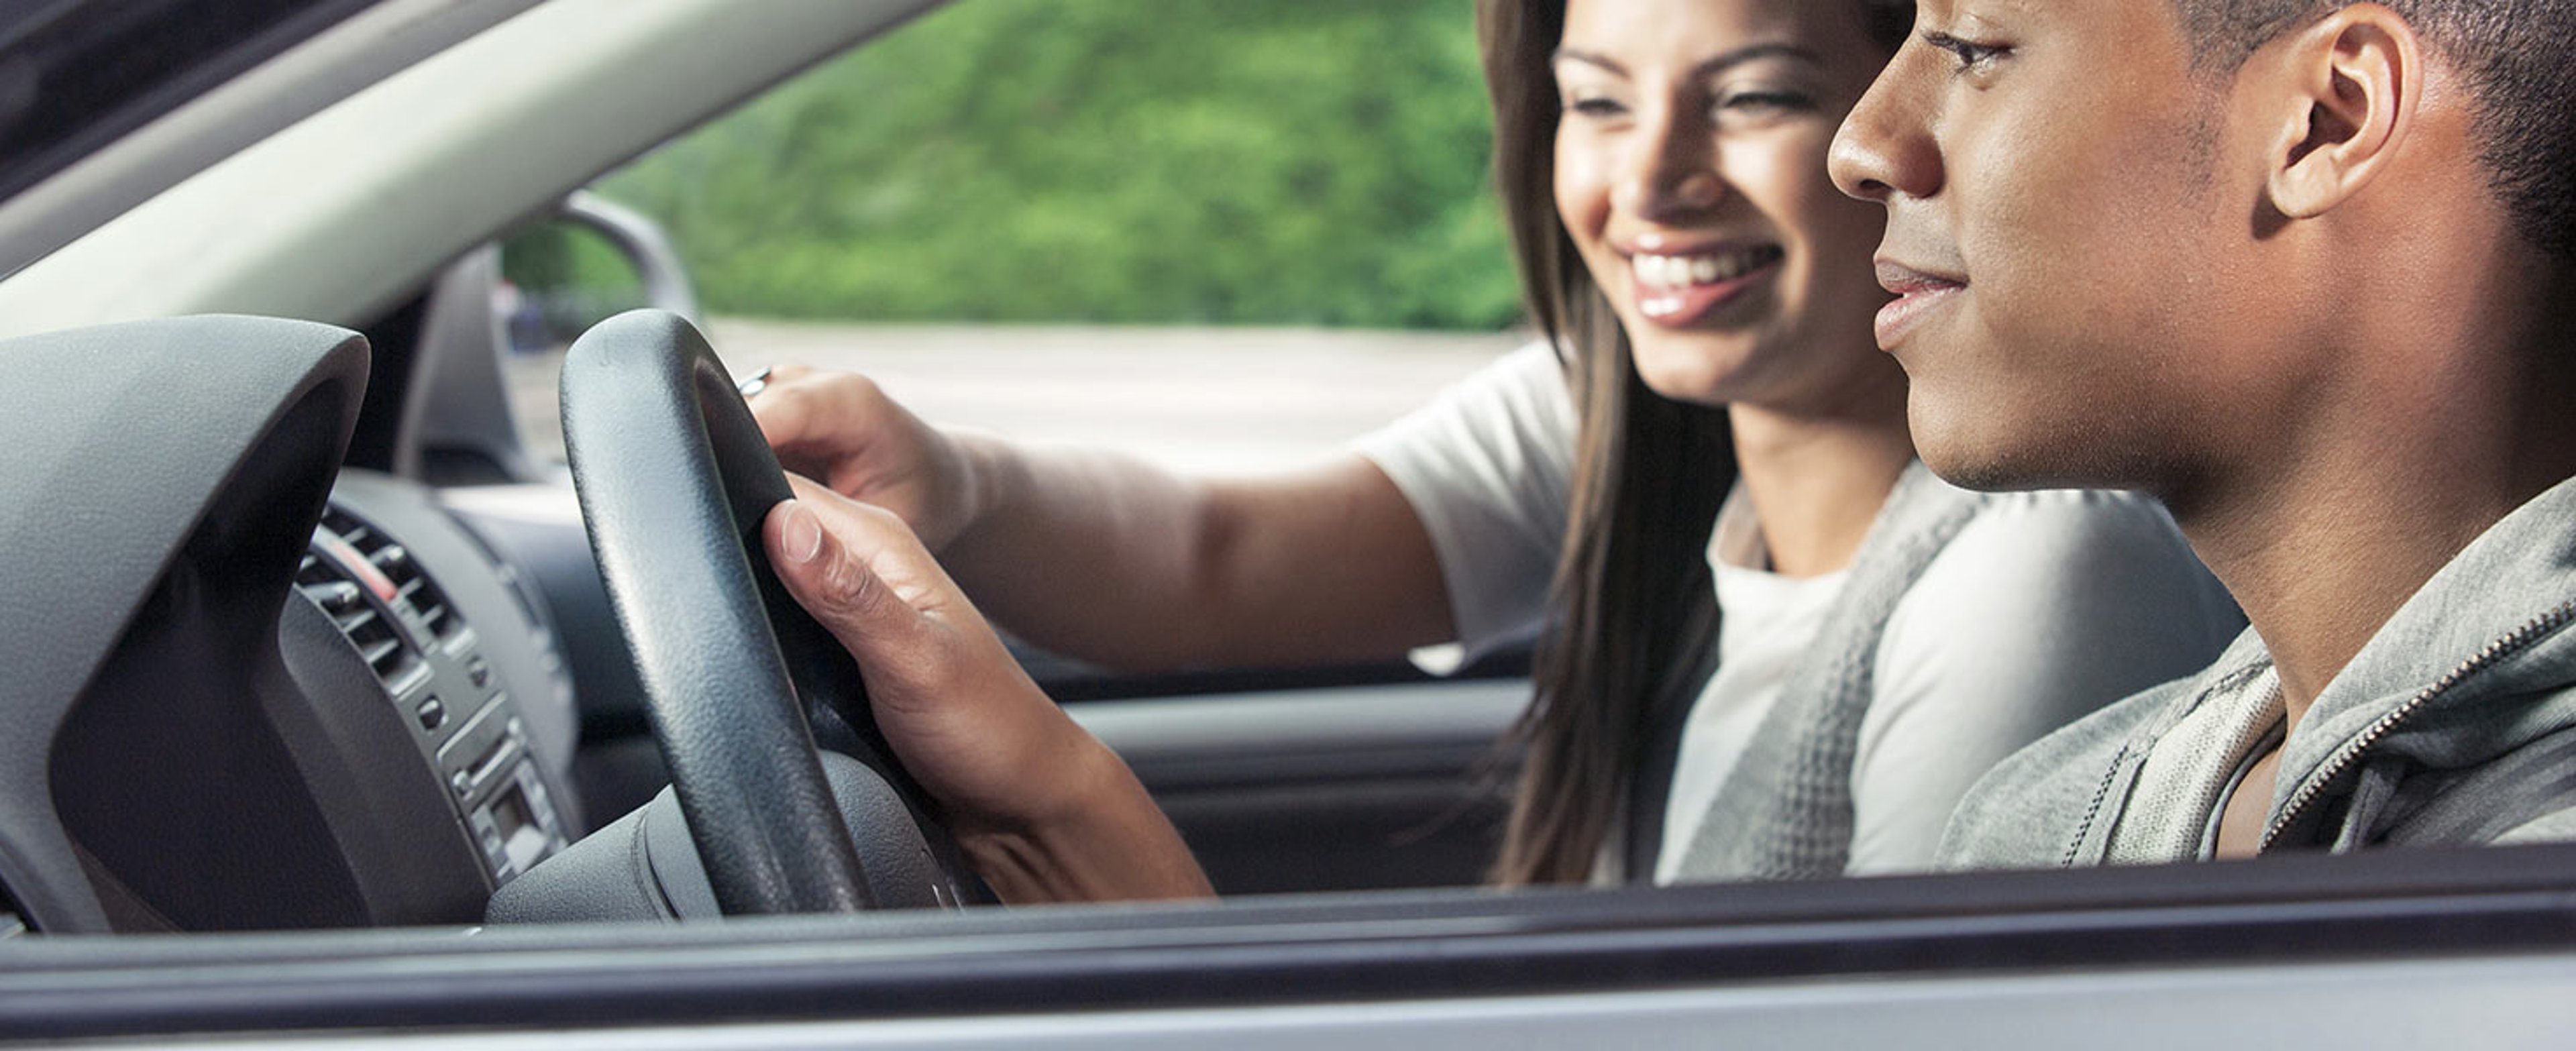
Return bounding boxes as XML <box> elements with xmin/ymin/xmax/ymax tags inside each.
<box><xmin>1917</xmin><ymin>444</ymin><xmax>2044</xmax><ymax>493</ymax></box>
<box><xmin>1907</xmin><ymin>406</ymin><xmax>2065</xmax><ymax>494</ymax></box>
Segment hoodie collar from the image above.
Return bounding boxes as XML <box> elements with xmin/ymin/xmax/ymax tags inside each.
<box><xmin>2267</xmin><ymin>474</ymin><xmax>2576</xmax><ymax>826</ymax></box>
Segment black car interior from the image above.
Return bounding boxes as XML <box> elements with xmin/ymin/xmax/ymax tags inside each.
<box><xmin>0</xmin><ymin>303</ymin><xmax>1520</xmax><ymax>934</ymax></box>
<box><xmin>0</xmin><ymin>315</ymin><xmax>558</xmax><ymax>932</ymax></box>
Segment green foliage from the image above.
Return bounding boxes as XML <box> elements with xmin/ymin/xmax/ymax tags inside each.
<box><xmin>500</xmin><ymin>222</ymin><xmax>646</xmax><ymax>300</ymax></box>
<box><xmin>498</xmin><ymin>221</ymin><xmax>655</xmax><ymax>347</ymax></box>
<box><xmin>594</xmin><ymin>0</ymin><xmax>1521</xmax><ymax>329</ymax></box>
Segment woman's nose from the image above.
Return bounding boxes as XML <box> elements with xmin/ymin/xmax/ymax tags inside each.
<box><xmin>1613</xmin><ymin>109</ymin><xmax>1725</xmax><ymax>219</ymax></box>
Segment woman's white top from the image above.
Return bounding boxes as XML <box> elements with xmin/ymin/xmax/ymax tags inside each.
<box><xmin>1354</xmin><ymin>343</ymin><xmax>2243</xmax><ymax>879</ymax></box>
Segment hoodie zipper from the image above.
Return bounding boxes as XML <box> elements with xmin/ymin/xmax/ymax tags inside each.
<box><xmin>2258</xmin><ymin>599</ymin><xmax>2576</xmax><ymax>852</ymax></box>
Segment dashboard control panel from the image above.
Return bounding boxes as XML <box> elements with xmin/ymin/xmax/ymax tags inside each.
<box><xmin>300</xmin><ymin>503</ymin><xmax>570</xmax><ymax>886</ymax></box>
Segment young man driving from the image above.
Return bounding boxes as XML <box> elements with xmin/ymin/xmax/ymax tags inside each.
<box><xmin>754</xmin><ymin>0</ymin><xmax>2576</xmax><ymax>899</ymax></box>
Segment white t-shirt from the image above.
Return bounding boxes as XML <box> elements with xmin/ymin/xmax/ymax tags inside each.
<box><xmin>1658</xmin><ymin>490</ymin><xmax>1845</xmax><ymax>882</ymax></box>
<box><xmin>1354</xmin><ymin>343</ymin><xmax>2243</xmax><ymax>879</ymax></box>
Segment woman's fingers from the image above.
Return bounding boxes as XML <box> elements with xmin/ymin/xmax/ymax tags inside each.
<box><xmin>765</xmin><ymin>498</ymin><xmax>910</xmax><ymax>651</ymax></box>
<box><xmin>747</xmin><ymin>366</ymin><xmax>882</xmax><ymax>449</ymax></box>
<box><xmin>745</xmin><ymin>368</ymin><xmax>973</xmax><ymax>549</ymax></box>
<box><xmin>759</xmin><ymin>480</ymin><xmax>1063</xmax><ymax>816</ymax></box>
<box><xmin>757</xmin><ymin>479</ymin><xmax>1214</xmax><ymax>903</ymax></box>
<box><xmin>760</xmin><ymin>482</ymin><xmax>955</xmax><ymax>683</ymax></box>
<box><xmin>745</xmin><ymin>368</ymin><xmax>846</xmax><ymax>459</ymax></box>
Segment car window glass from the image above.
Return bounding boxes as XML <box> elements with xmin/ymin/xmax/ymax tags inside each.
<box><xmin>0</xmin><ymin>0</ymin><xmax>376</xmax><ymax>203</ymax></box>
<box><xmin>494</xmin><ymin>0</ymin><xmax>1527</xmax><ymax>475</ymax></box>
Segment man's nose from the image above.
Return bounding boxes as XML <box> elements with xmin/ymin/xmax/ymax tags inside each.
<box><xmin>1831</xmin><ymin>54</ymin><xmax>1941</xmax><ymax>203</ymax></box>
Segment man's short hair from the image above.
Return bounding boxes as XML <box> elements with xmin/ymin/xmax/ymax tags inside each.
<box><xmin>2176</xmin><ymin>0</ymin><xmax>2576</xmax><ymax>260</ymax></box>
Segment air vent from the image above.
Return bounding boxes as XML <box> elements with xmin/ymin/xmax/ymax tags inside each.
<box><xmin>319</xmin><ymin>508</ymin><xmax>462</xmax><ymax>642</ymax></box>
<box><xmin>296</xmin><ymin>547</ymin><xmax>415</xmax><ymax>683</ymax></box>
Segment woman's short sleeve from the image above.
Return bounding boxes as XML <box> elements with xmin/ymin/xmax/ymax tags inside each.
<box><xmin>1352</xmin><ymin>341</ymin><xmax>1578</xmax><ymax>657</ymax></box>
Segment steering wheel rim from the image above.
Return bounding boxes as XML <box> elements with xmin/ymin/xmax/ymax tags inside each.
<box><xmin>558</xmin><ymin>308</ymin><xmax>977</xmax><ymax>914</ymax></box>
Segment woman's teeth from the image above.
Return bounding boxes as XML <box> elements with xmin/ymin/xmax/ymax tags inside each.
<box><xmin>1631</xmin><ymin>246</ymin><xmax>1781</xmax><ymax>290</ymax></box>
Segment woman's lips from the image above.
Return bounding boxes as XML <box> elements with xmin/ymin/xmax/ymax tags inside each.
<box><xmin>1872</xmin><ymin>260</ymin><xmax>1966</xmax><ymax>351</ymax></box>
<box><xmin>1627</xmin><ymin>244</ymin><xmax>1785</xmax><ymax>327</ymax></box>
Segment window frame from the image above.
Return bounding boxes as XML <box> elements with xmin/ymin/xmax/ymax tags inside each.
<box><xmin>8</xmin><ymin>842</ymin><xmax>2576</xmax><ymax>1040</ymax></box>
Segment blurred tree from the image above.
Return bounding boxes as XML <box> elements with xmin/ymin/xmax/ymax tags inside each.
<box><xmin>497</xmin><ymin>220</ymin><xmax>651</xmax><ymax>349</ymax></box>
<box><xmin>595</xmin><ymin>0</ymin><xmax>1521</xmax><ymax>330</ymax></box>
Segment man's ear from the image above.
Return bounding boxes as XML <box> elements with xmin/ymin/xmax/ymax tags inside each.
<box><xmin>2260</xmin><ymin>3</ymin><xmax>2422</xmax><ymax>219</ymax></box>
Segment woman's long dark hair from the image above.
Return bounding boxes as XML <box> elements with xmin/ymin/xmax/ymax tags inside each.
<box><xmin>1477</xmin><ymin>0</ymin><xmax>1915</xmax><ymax>885</ymax></box>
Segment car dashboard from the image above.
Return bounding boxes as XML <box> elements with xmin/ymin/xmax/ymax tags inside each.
<box><xmin>0</xmin><ymin>315</ymin><xmax>582</xmax><ymax>934</ymax></box>
<box><xmin>300</xmin><ymin>480</ymin><xmax>580</xmax><ymax>892</ymax></box>
<box><xmin>0</xmin><ymin>307</ymin><xmax>1518</xmax><ymax>936</ymax></box>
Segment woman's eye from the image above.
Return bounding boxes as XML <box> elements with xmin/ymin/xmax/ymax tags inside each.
<box><xmin>1564</xmin><ymin>95</ymin><xmax>1627</xmax><ymax>119</ymax></box>
<box><xmin>1715</xmin><ymin>91</ymin><xmax>1811</xmax><ymax>115</ymax></box>
<box><xmin>1923</xmin><ymin>32</ymin><xmax>2010</xmax><ymax>74</ymax></box>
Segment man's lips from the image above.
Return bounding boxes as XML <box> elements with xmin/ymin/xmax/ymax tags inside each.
<box><xmin>1872</xmin><ymin>258</ymin><xmax>1966</xmax><ymax>351</ymax></box>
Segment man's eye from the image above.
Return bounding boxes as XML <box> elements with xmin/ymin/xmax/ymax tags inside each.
<box><xmin>1923</xmin><ymin>32</ymin><xmax>2009</xmax><ymax>73</ymax></box>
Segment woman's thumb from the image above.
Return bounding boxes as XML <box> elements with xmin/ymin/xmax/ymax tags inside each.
<box><xmin>762</xmin><ymin>496</ymin><xmax>920</xmax><ymax>661</ymax></box>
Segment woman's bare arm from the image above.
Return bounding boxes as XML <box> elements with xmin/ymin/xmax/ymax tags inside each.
<box><xmin>754</xmin><ymin>367</ymin><xmax>1454</xmax><ymax>671</ymax></box>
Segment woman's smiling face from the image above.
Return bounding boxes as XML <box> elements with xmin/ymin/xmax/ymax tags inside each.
<box><xmin>1551</xmin><ymin>0</ymin><xmax>1898</xmax><ymax>414</ymax></box>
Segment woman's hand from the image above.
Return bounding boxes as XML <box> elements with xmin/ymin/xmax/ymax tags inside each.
<box><xmin>749</xmin><ymin>366</ymin><xmax>987</xmax><ymax>552</ymax></box>
<box><xmin>747</xmin><ymin>364</ymin><xmax>1453</xmax><ymax>674</ymax></box>
<box><xmin>760</xmin><ymin>476</ymin><xmax>1214</xmax><ymax>903</ymax></box>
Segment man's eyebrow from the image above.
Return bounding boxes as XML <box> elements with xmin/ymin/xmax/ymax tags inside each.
<box><xmin>1550</xmin><ymin>42</ymin><xmax>1820</xmax><ymax>78</ymax></box>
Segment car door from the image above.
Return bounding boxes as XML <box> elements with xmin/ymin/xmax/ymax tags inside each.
<box><xmin>11</xmin><ymin>843</ymin><xmax>2576</xmax><ymax>1047</ymax></box>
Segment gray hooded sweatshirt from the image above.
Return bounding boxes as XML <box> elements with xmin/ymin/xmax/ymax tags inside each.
<box><xmin>1941</xmin><ymin>474</ymin><xmax>2576</xmax><ymax>868</ymax></box>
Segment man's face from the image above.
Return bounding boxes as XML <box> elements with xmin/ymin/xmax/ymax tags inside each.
<box><xmin>1826</xmin><ymin>0</ymin><xmax>2271</xmax><ymax>495</ymax></box>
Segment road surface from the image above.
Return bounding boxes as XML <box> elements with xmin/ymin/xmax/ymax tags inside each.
<box><xmin>508</xmin><ymin>319</ymin><xmax>1529</xmax><ymax>474</ymax></box>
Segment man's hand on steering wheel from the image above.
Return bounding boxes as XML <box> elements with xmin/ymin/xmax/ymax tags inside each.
<box><xmin>761</xmin><ymin>478</ymin><xmax>1214</xmax><ymax>905</ymax></box>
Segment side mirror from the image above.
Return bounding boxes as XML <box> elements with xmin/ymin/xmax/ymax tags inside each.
<box><xmin>399</xmin><ymin>192</ymin><xmax>698</xmax><ymax>484</ymax></box>
<box><xmin>500</xmin><ymin>191</ymin><xmax>701</xmax><ymax>353</ymax></box>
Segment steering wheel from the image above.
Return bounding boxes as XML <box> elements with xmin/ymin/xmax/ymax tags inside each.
<box><xmin>557</xmin><ymin>309</ymin><xmax>983</xmax><ymax>914</ymax></box>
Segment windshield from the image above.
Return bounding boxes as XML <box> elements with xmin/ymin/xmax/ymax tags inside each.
<box><xmin>0</xmin><ymin>0</ymin><xmax>374</xmax><ymax>203</ymax></box>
